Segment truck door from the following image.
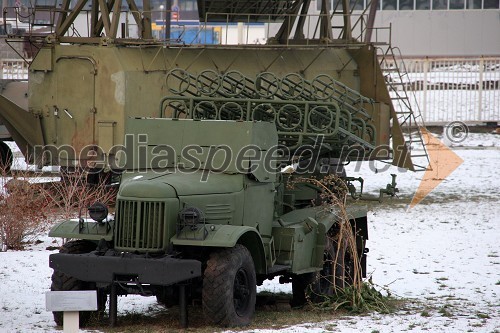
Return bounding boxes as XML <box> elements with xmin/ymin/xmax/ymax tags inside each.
<box><xmin>55</xmin><ymin>57</ymin><xmax>96</xmax><ymax>166</ymax></box>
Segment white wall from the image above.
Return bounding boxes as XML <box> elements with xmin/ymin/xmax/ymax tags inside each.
<box><xmin>219</xmin><ymin>24</ymin><xmax>267</xmax><ymax>44</ymax></box>
<box><xmin>374</xmin><ymin>10</ymin><xmax>500</xmax><ymax>57</ymax></box>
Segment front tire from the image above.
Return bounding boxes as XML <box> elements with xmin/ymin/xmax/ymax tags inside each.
<box><xmin>202</xmin><ymin>244</ymin><xmax>256</xmax><ymax>327</ymax></box>
<box><xmin>50</xmin><ymin>240</ymin><xmax>106</xmax><ymax>327</ymax></box>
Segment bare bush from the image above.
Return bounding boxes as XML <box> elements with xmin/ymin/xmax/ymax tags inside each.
<box><xmin>0</xmin><ymin>159</ymin><xmax>116</xmax><ymax>251</ymax></box>
<box><xmin>0</xmin><ymin>164</ymin><xmax>50</xmax><ymax>251</ymax></box>
<box><xmin>40</xmin><ymin>168</ymin><xmax>117</xmax><ymax>219</ymax></box>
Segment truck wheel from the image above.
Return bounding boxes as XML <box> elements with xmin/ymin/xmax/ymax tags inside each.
<box><xmin>291</xmin><ymin>273</ymin><xmax>314</xmax><ymax>307</ymax></box>
<box><xmin>0</xmin><ymin>141</ymin><xmax>13</xmax><ymax>172</ymax></box>
<box><xmin>202</xmin><ymin>244</ymin><xmax>256</xmax><ymax>327</ymax></box>
<box><xmin>50</xmin><ymin>240</ymin><xmax>106</xmax><ymax>327</ymax></box>
<box><xmin>310</xmin><ymin>237</ymin><xmax>354</xmax><ymax>301</ymax></box>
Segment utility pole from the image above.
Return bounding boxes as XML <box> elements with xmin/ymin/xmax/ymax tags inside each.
<box><xmin>160</xmin><ymin>4</ymin><xmax>164</xmax><ymax>38</ymax></box>
<box><xmin>364</xmin><ymin>0</ymin><xmax>379</xmax><ymax>43</ymax></box>
<box><xmin>165</xmin><ymin>0</ymin><xmax>172</xmax><ymax>40</ymax></box>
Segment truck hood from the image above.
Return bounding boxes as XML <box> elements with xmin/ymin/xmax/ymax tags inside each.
<box><xmin>119</xmin><ymin>170</ymin><xmax>244</xmax><ymax>198</ymax></box>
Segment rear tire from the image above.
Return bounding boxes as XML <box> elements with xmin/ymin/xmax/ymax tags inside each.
<box><xmin>310</xmin><ymin>236</ymin><xmax>355</xmax><ymax>301</ymax></box>
<box><xmin>202</xmin><ymin>244</ymin><xmax>256</xmax><ymax>327</ymax></box>
<box><xmin>290</xmin><ymin>273</ymin><xmax>314</xmax><ymax>307</ymax></box>
<box><xmin>0</xmin><ymin>141</ymin><xmax>13</xmax><ymax>172</ymax></box>
<box><xmin>51</xmin><ymin>240</ymin><xmax>106</xmax><ymax>327</ymax></box>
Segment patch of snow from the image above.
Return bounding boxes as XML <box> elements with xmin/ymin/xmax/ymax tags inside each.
<box><xmin>448</xmin><ymin>132</ymin><xmax>500</xmax><ymax>148</ymax></box>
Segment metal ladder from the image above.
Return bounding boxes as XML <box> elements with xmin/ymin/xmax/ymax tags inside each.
<box><xmin>379</xmin><ymin>46</ymin><xmax>430</xmax><ymax>171</ymax></box>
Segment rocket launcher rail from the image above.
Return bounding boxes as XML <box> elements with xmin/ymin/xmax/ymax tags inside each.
<box><xmin>161</xmin><ymin>69</ymin><xmax>378</xmax><ymax>160</ymax></box>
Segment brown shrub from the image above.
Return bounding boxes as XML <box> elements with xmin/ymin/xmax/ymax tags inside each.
<box><xmin>0</xmin><ymin>153</ymin><xmax>118</xmax><ymax>250</ymax></box>
<box><xmin>40</xmin><ymin>168</ymin><xmax>117</xmax><ymax>219</ymax></box>
<box><xmin>0</xmin><ymin>167</ymin><xmax>50</xmax><ymax>251</ymax></box>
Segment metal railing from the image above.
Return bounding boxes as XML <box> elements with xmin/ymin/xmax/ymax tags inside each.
<box><xmin>382</xmin><ymin>56</ymin><xmax>500</xmax><ymax>124</ymax></box>
<box><xmin>201</xmin><ymin>11</ymin><xmax>370</xmax><ymax>46</ymax></box>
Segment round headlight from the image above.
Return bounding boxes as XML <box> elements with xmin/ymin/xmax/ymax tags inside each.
<box><xmin>88</xmin><ymin>202</ymin><xmax>108</xmax><ymax>223</ymax></box>
<box><xmin>178</xmin><ymin>207</ymin><xmax>204</xmax><ymax>230</ymax></box>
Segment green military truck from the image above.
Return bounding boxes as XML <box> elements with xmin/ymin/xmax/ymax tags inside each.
<box><xmin>48</xmin><ymin>115</ymin><xmax>377</xmax><ymax>327</ymax></box>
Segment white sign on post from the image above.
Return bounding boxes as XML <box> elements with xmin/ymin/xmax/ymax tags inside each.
<box><xmin>46</xmin><ymin>290</ymin><xmax>98</xmax><ymax>333</ymax></box>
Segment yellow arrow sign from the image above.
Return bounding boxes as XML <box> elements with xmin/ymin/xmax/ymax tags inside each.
<box><xmin>409</xmin><ymin>127</ymin><xmax>464</xmax><ymax>209</ymax></box>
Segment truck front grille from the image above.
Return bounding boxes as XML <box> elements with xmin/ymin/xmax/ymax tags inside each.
<box><xmin>115</xmin><ymin>200</ymin><xmax>167</xmax><ymax>252</ymax></box>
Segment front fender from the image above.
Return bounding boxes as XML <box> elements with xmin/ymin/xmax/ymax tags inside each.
<box><xmin>48</xmin><ymin>219</ymin><xmax>114</xmax><ymax>241</ymax></box>
<box><xmin>171</xmin><ymin>224</ymin><xmax>266</xmax><ymax>274</ymax></box>
<box><xmin>171</xmin><ymin>224</ymin><xmax>258</xmax><ymax>247</ymax></box>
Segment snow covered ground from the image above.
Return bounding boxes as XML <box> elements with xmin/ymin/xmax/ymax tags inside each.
<box><xmin>0</xmin><ymin>134</ymin><xmax>499</xmax><ymax>332</ymax></box>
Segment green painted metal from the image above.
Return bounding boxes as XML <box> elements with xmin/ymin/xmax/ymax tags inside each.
<box><xmin>160</xmin><ymin>95</ymin><xmax>375</xmax><ymax>156</ymax></box>
<box><xmin>172</xmin><ymin>225</ymin><xmax>267</xmax><ymax>274</ymax></box>
<box><xmin>272</xmin><ymin>205</ymin><xmax>368</xmax><ymax>273</ymax></box>
<box><xmin>0</xmin><ymin>81</ymin><xmax>43</xmax><ymax>162</ymax></box>
<box><xmin>48</xmin><ymin>220</ymin><xmax>114</xmax><ymax>241</ymax></box>
<box><xmin>122</xmin><ymin>118</ymin><xmax>278</xmax><ymax>182</ymax></box>
<box><xmin>47</xmin><ymin>117</ymin><xmax>371</xmax><ymax>277</ymax></box>
<box><xmin>172</xmin><ymin>224</ymin><xmax>261</xmax><ymax>248</ymax></box>
<box><xmin>113</xmin><ymin>197</ymin><xmax>178</xmax><ymax>253</ymax></box>
<box><xmin>25</xmin><ymin>44</ymin><xmax>400</xmax><ymax>168</ymax></box>
<box><xmin>112</xmin><ymin>118</ymin><xmax>278</xmax><ymax>254</ymax></box>
<box><xmin>27</xmin><ymin>45</ymin><xmax>388</xmax><ymax>167</ymax></box>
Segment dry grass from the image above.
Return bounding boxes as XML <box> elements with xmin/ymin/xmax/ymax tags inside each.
<box><xmin>83</xmin><ymin>292</ymin><xmax>406</xmax><ymax>332</ymax></box>
<box><xmin>290</xmin><ymin>175</ymin><xmax>396</xmax><ymax>314</ymax></box>
<box><xmin>81</xmin><ymin>289</ymin><xmax>408</xmax><ymax>333</ymax></box>
<box><xmin>85</xmin><ymin>296</ymin><xmax>346</xmax><ymax>333</ymax></box>
<box><xmin>291</xmin><ymin>174</ymin><xmax>363</xmax><ymax>291</ymax></box>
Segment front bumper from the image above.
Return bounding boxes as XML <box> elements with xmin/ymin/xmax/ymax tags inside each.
<box><xmin>49</xmin><ymin>251</ymin><xmax>201</xmax><ymax>286</ymax></box>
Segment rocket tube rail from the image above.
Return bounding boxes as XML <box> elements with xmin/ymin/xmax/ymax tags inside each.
<box><xmin>159</xmin><ymin>95</ymin><xmax>377</xmax><ymax>153</ymax></box>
